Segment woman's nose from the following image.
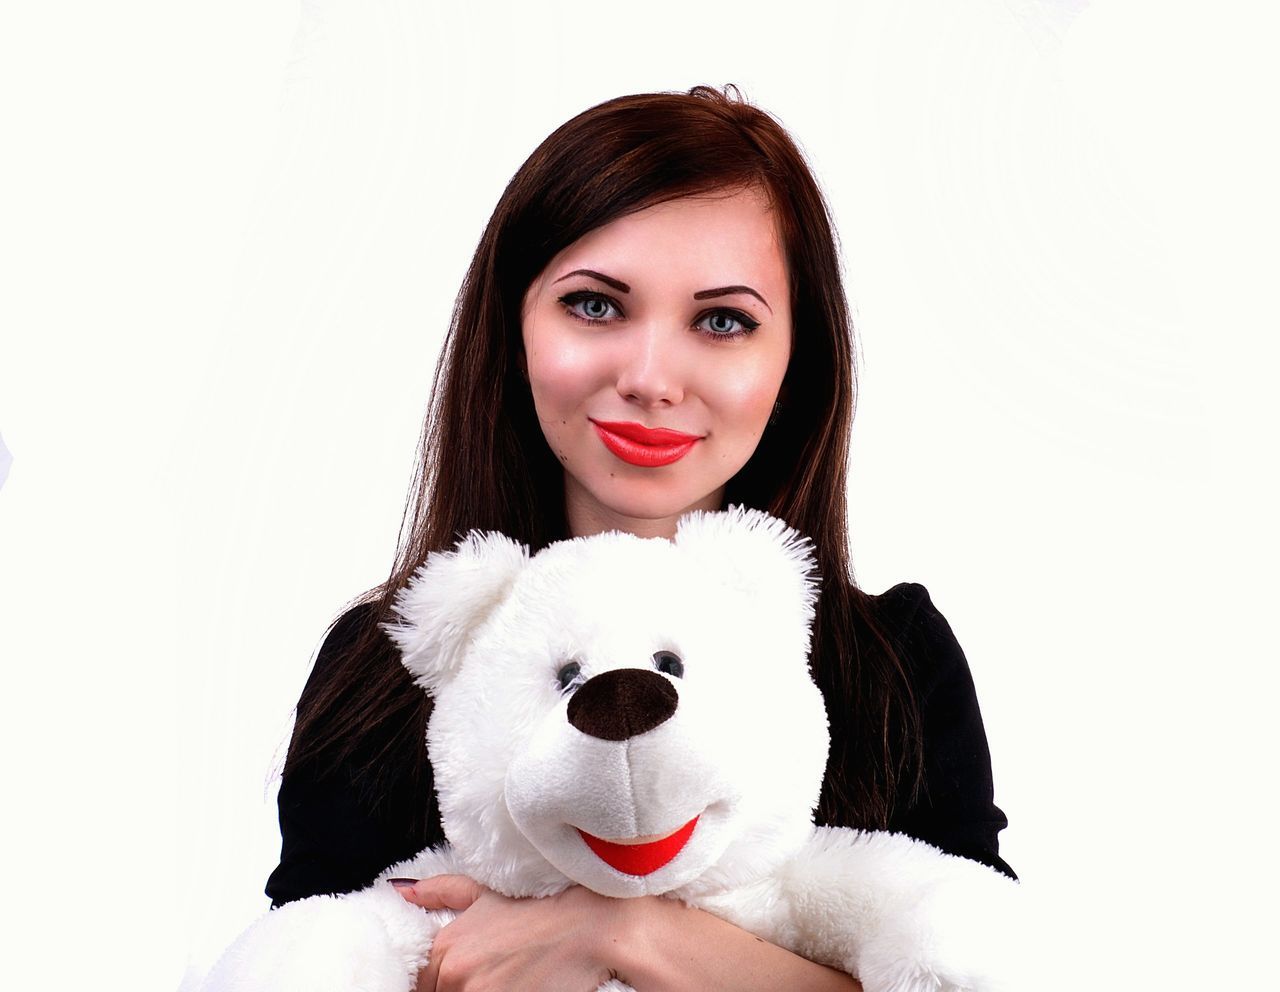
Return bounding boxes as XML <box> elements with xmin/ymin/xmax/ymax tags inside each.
<box><xmin>614</xmin><ymin>324</ymin><xmax>686</xmax><ymax>408</ymax></box>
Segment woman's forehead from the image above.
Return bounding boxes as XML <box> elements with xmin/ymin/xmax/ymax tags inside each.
<box><xmin>525</xmin><ymin>188</ymin><xmax>788</xmax><ymax>305</ymax></box>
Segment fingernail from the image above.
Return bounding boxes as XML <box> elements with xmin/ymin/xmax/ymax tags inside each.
<box><xmin>388</xmin><ymin>878</ymin><xmax>418</xmax><ymax>889</ymax></box>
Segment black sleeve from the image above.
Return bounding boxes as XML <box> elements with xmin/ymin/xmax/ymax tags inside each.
<box><xmin>879</xmin><ymin>583</ymin><xmax>1017</xmax><ymax>880</ymax></box>
<box><xmin>264</xmin><ymin>606</ymin><xmax>431</xmax><ymax>907</ymax></box>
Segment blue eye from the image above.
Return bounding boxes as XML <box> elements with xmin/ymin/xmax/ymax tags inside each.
<box><xmin>695</xmin><ymin>309</ymin><xmax>759</xmax><ymax>339</ymax></box>
<box><xmin>559</xmin><ymin>292</ymin><xmax>621</xmax><ymax>324</ymax></box>
<box><xmin>581</xmin><ymin>298</ymin><xmax>612</xmax><ymax>319</ymax></box>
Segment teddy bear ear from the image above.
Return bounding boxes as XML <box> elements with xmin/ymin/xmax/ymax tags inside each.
<box><xmin>673</xmin><ymin>506</ymin><xmax>820</xmax><ymax>634</ymax></box>
<box><xmin>381</xmin><ymin>530</ymin><xmax>530</xmax><ymax>694</ymax></box>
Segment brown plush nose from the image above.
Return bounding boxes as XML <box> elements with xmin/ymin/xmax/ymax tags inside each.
<box><xmin>567</xmin><ymin>668</ymin><xmax>678</xmax><ymax>742</ymax></box>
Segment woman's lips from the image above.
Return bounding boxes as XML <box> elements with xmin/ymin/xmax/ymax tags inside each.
<box><xmin>590</xmin><ymin>420</ymin><xmax>701</xmax><ymax>467</ymax></box>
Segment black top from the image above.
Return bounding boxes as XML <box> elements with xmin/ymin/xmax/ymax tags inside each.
<box><xmin>266</xmin><ymin>582</ymin><xmax>1015</xmax><ymax>907</ymax></box>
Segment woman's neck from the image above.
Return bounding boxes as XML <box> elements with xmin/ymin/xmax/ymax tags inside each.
<box><xmin>563</xmin><ymin>480</ymin><xmax>725</xmax><ymax>541</ymax></box>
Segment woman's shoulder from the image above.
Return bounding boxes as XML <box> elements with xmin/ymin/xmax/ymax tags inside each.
<box><xmin>317</xmin><ymin>599</ymin><xmax>381</xmax><ymax>660</ymax></box>
<box><xmin>859</xmin><ymin>581</ymin><xmax>935</xmax><ymax>629</ymax></box>
<box><xmin>293</xmin><ymin>597</ymin><xmax>406</xmax><ymax>767</ymax></box>
<box><xmin>300</xmin><ymin>599</ymin><xmax>383</xmax><ymax>692</ymax></box>
<box><xmin>855</xmin><ymin>581</ymin><xmax>970</xmax><ymax>697</ymax></box>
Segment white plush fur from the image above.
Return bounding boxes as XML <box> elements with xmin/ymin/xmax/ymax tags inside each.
<box><xmin>203</xmin><ymin>508</ymin><xmax>1023</xmax><ymax>991</ymax></box>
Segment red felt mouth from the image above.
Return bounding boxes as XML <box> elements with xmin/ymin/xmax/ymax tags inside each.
<box><xmin>578</xmin><ymin>816</ymin><xmax>700</xmax><ymax>876</ymax></box>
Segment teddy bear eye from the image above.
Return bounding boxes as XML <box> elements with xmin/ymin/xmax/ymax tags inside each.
<box><xmin>556</xmin><ymin>661</ymin><xmax>583</xmax><ymax>692</ymax></box>
<box><xmin>653</xmin><ymin>651</ymin><xmax>684</xmax><ymax>678</ymax></box>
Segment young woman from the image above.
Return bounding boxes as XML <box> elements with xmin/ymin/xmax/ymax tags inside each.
<box><xmin>267</xmin><ymin>85</ymin><xmax>1014</xmax><ymax>991</ymax></box>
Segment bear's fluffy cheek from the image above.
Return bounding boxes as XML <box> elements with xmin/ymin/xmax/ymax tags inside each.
<box><xmin>674</xmin><ymin>674</ymin><xmax>831</xmax><ymax>897</ymax></box>
<box><xmin>426</xmin><ymin>658</ymin><xmax>573</xmax><ymax>895</ymax></box>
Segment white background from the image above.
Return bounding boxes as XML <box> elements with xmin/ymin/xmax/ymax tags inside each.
<box><xmin>2</xmin><ymin>1</ymin><xmax>1276</xmax><ymax>988</ymax></box>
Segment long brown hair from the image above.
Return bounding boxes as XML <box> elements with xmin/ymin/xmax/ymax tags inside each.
<box><xmin>286</xmin><ymin>85</ymin><xmax>922</xmax><ymax>838</ymax></box>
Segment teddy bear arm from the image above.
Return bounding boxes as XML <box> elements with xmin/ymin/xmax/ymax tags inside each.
<box><xmin>201</xmin><ymin>846</ymin><xmax>467</xmax><ymax>992</ymax></box>
<box><xmin>778</xmin><ymin>828</ymin><xmax>1025</xmax><ymax>992</ymax></box>
<box><xmin>199</xmin><ymin>884</ymin><xmax>436</xmax><ymax>992</ymax></box>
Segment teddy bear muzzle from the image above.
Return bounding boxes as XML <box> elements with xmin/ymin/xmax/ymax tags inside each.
<box><xmin>566</xmin><ymin>667</ymin><xmax>678</xmax><ymax>742</ymax></box>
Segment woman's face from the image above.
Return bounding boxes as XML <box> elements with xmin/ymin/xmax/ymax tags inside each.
<box><xmin>521</xmin><ymin>187</ymin><xmax>793</xmax><ymax>539</ymax></box>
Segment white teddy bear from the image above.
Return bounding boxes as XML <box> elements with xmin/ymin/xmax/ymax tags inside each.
<box><xmin>204</xmin><ymin>508</ymin><xmax>1023</xmax><ymax>991</ymax></box>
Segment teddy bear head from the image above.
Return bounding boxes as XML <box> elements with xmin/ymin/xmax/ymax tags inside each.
<box><xmin>383</xmin><ymin>508</ymin><xmax>829</xmax><ymax>900</ymax></box>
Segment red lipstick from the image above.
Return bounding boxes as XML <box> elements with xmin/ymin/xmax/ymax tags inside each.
<box><xmin>590</xmin><ymin>420</ymin><xmax>701</xmax><ymax>467</ymax></box>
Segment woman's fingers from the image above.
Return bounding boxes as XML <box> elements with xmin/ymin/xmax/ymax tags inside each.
<box><xmin>390</xmin><ymin>874</ymin><xmax>487</xmax><ymax>911</ymax></box>
<box><xmin>390</xmin><ymin>875</ymin><xmax>490</xmax><ymax>990</ymax></box>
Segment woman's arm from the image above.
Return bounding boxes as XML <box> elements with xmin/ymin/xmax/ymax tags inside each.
<box><xmin>267</xmin><ymin>604</ymin><xmax>441</xmax><ymax>907</ymax></box>
<box><xmin>879</xmin><ymin>583</ymin><xmax>1016</xmax><ymax>879</ymax></box>
<box><xmin>399</xmin><ymin>876</ymin><xmax>861</xmax><ymax>992</ymax></box>
<box><xmin>615</xmin><ymin>890</ymin><xmax>862</xmax><ymax>992</ymax></box>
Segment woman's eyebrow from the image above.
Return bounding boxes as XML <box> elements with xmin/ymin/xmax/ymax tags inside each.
<box><xmin>694</xmin><ymin>285</ymin><xmax>772</xmax><ymax>314</ymax></box>
<box><xmin>551</xmin><ymin>270</ymin><xmax>772</xmax><ymax>315</ymax></box>
<box><xmin>553</xmin><ymin>269</ymin><xmax>630</xmax><ymax>293</ymax></box>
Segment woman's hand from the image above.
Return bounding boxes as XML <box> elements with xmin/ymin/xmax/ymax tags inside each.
<box><xmin>396</xmin><ymin>875</ymin><xmax>624</xmax><ymax>992</ymax></box>
<box><xmin>396</xmin><ymin>874</ymin><xmax>861</xmax><ymax>992</ymax></box>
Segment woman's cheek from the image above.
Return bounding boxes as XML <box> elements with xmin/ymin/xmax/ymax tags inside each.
<box><xmin>717</xmin><ymin>360</ymin><xmax>787</xmax><ymax>429</ymax></box>
<box><xmin>527</xmin><ymin>338</ymin><xmax>605</xmax><ymax>419</ymax></box>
